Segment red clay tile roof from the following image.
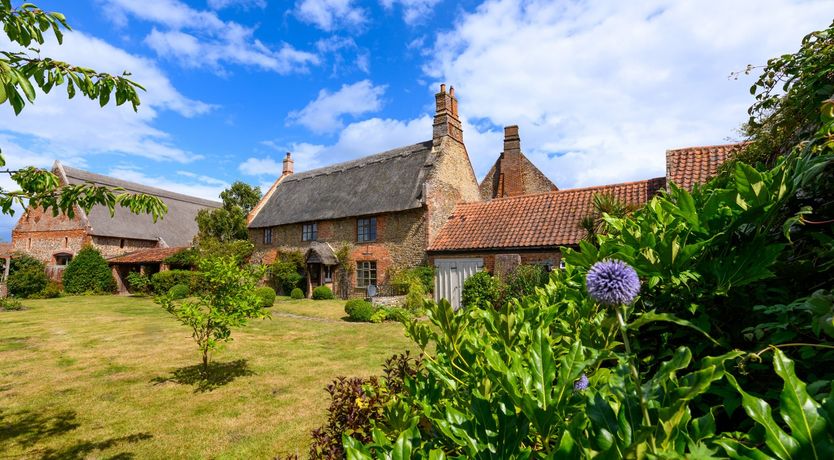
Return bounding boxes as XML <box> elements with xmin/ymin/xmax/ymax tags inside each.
<box><xmin>428</xmin><ymin>178</ymin><xmax>666</xmax><ymax>252</ymax></box>
<box><xmin>666</xmin><ymin>143</ymin><xmax>744</xmax><ymax>190</ymax></box>
<box><xmin>108</xmin><ymin>247</ymin><xmax>187</xmax><ymax>264</ymax></box>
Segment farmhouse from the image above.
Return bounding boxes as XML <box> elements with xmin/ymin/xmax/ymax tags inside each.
<box><xmin>11</xmin><ymin>161</ymin><xmax>221</xmax><ymax>286</ymax></box>
<box><xmin>247</xmin><ymin>84</ymin><xmax>481</xmax><ymax>297</ymax></box>
<box><xmin>429</xmin><ymin>143</ymin><xmax>743</xmax><ymax>307</ymax></box>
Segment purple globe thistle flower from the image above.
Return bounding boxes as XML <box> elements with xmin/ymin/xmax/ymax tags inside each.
<box><xmin>574</xmin><ymin>373</ymin><xmax>589</xmax><ymax>392</ymax></box>
<box><xmin>586</xmin><ymin>259</ymin><xmax>641</xmax><ymax>306</ymax></box>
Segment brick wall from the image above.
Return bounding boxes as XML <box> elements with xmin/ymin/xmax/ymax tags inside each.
<box><xmin>429</xmin><ymin>249</ymin><xmax>563</xmax><ymax>275</ymax></box>
<box><xmin>12</xmin><ymin>207</ymin><xmax>88</xmax><ymax>264</ymax></box>
<box><xmin>425</xmin><ymin>135</ymin><xmax>482</xmax><ymax>245</ymax></box>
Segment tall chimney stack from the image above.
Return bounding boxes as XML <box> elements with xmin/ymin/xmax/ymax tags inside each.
<box><xmin>433</xmin><ymin>84</ymin><xmax>463</xmax><ymax>145</ymax></box>
<box><xmin>282</xmin><ymin>152</ymin><xmax>294</xmax><ymax>176</ymax></box>
<box><xmin>500</xmin><ymin>125</ymin><xmax>524</xmax><ymax>197</ymax></box>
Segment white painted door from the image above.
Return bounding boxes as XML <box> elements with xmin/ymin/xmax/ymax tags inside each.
<box><xmin>434</xmin><ymin>258</ymin><xmax>484</xmax><ymax>310</ymax></box>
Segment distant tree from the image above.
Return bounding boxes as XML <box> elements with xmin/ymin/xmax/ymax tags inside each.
<box><xmin>196</xmin><ymin>181</ymin><xmax>262</xmax><ymax>242</ymax></box>
<box><xmin>157</xmin><ymin>255</ymin><xmax>268</xmax><ymax>374</ymax></box>
<box><xmin>0</xmin><ymin>2</ymin><xmax>165</xmax><ymax>221</ymax></box>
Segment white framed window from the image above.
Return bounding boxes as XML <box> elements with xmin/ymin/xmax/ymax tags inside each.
<box><xmin>356</xmin><ymin>261</ymin><xmax>377</xmax><ymax>288</ymax></box>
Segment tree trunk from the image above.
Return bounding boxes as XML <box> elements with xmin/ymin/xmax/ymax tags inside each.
<box><xmin>202</xmin><ymin>350</ymin><xmax>209</xmax><ymax>376</ymax></box>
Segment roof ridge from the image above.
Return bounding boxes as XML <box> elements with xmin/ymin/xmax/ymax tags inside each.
<box><xmin>60</xmin><ymin>163</ymin><xmax>222</xmax><ymax>208</ymax></box>
<box><xmin>462</xmin><ymin>177</ymin><xmax>665</xmax><ymax>208</ymax></box>
<box><xmin>666</xmin><ymin>141</ymin><xmax>747</xmax><ymax>153</ymax></box>
<box><xmin>283</xmin><ymin>140</ymin><xmax>432</xmax><ymax>183</ymax></box>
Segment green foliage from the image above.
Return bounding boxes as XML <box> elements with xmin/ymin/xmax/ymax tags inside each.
<box><xmin>151</xmin><ymin>270</ymin><xmax>202</xmax><ymax>295</ymax></box>
<box><xmin>255</xmin><ymin>286</ymin><xmax>276</xmax><ymax>308</ymax></box>
<box><xmin>125</xmin><ymin>271</ymin><xmax>151</xmax><ymax>295</ymax></box>
<box><xmin>369</xmin><ymin>309</ymin><xmax>388</xmax><ymax>323</ymax></box>
<box><xmin>0</xmin><ymin>3</ymin><xmax>165</xmax><ymax>222</ymax></box>
<box><xmin>403</xmin><ymin>281</ymin><xmax>426</xmax><ymax>315</ymax></box>
<box><xmin>391</xmin><ymin>266</ymin><xmax>435</xmax><ymax>294</ymax></box>
<box><xmin>162</xmin><ymin>248</ymin><xmax>198</xmax><ymax>269</ymax></box>
<box><xmin>345</xmin><ymin>299</ymin><xmax>374</xmax><ymax>322</ymax></box>
<box><xmin>195</xmin><ymin>238</ymin><xmax>254</xmax><ymax>266</ymax></box>
<box><xmin>309</xmin><ymin>353</ymin><xmax>423</xmax><ymax>459</ymax></box>
<box><xmin>61</xmin><ymin>246</ymin><xmax>114</xmax><ymax>294</ymax></box>
<box><xmin>168</xmin><ymin>283</ymin><xmax>190</xmax><ymax>300</ymax></box>
<box><xmin>290</xmin><ymin>287</ymin><xmax>304</xmax><ymax>299</ymax></box>
<box><xmin>196</xmin><ymin>181</ymin><xmax>261</xmax><ymax>243</ymax></box>
<box><xmin>7</xmin><ymin>252</ymin><xmax>46</xmax><ymax>298</ymax></box>
<box><xmin>270</xmin><ymin>250</ymin><xmax>305</xmax><ymax>295</ymax></box>
<box><xmin>0</xmin><ymin>297</ymin><xmax>24</xmax><ymax>311</ymax></box>
<box><xmin>502</xmin><ymin>264</ymin><xmax>549</xmax><ymax>300</ymax></box>
<box><xmin>460</xmin><ymin>270</ymin><xmax>500</xmax><ymax>309</ymax></box>
<box><xmin>312</xmin><ymin>286</ymin><xmax>334</xmax><ymax>300</ymax></box>
<box><xmin>157</xmin><ymin>255</ymin><xmax>268</xmax><ymax>373</ymax></box>
<box><xmin>36</xmin><ymin>281</ymin><xmax>61</xmax><ymax>299</ymax></box>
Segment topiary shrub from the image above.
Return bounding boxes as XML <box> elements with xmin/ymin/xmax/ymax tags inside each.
<box><xmin>151</xmin><ymin>270</ymin><xmax>199</xmax><ymax>295</ymax></box>
<box><xmin>345</xmin><ymin>299</ymin><xmax>374</xmax><ymax>322</ymax></box>
<box><xmin>168</xmin><ymin>283</ymin><xmax>190</xmax><ymax>300</ymax></box>
<box><xmin>461</xmin><ymin>270</ymin><xmax>501</xmax><ymax>310</ymax></box>
<box><xmin>255</xmin><ymin>286</ymin><xmax>276</xmax><ymax>307</ymax></box>
<box><xmin>290</xmin><ymin>287</ymin><xmax>304</xmax><ymax>299</ymax></box>
<box><xmin>312</xmin><ymin>285</ymin><xmax>334</xmax><ymax>300</ymax></box>
<box><xmin>62</xmin><ymin>246</ymin><xmax>115</xmax><ymax>294</ymax></box>
<box><xmin>7</xmin><ymin>253</ymin><xmax>47</xmax><ymax>298</ymax></box>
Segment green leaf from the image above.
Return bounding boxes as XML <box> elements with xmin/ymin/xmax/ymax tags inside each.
<box><xmin>392</xmin><ymin>427</ymin><xmax>415</xmax><ymax>460</ymax></box>
<box><xmin>629</xmin><ymin>310</ymin><xmax>720</xmax><ymax>345</ymax></box>
<box><xmin>773</xmin><ymin>348</ymin><xmax>831</xmax><ymax>460</ymax></box>
<box><xmin>726</xmin><ymin>372</ymin><xmax>799</xmax><ymax>460</ymax></box>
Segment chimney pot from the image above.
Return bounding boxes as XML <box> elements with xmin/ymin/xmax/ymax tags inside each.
<box><xmin>449</xmin><ymin>86</ymin><xmax>455</xmax><ymax>97</ymax></box>
<box><xmin>440</xmin><ymin>83</ymin><xmax>446</xmax><ymax>93</ymax></box>
<box><xmin>433</xmin><ymin>83</ymin><xmax>463</xmax><ymax>144</ymax></box>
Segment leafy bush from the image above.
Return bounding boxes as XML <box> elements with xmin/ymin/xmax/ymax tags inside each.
<box><xmin>168</xmin><ymin>283</ymin><xmax>190</xmax><ymax>300</ymax></box>
<box><xmin>391</xmin><ymin>266</ymin><xmax>435</xmax><ymax>294</ymax></box>
<box><xmin>344</xmin><ymin>299</ymin><xmax>374</xmax><ymax>322</ymax></box>
<box><xmin>270</xmin><ymin>250</ymin><xmax>305</xmax><ymax>295</ymax></box>
<box><xmin>162</xmin><ymin>248</ymin><xmax>198</xmax><ymax>269</ymax></box>
<box><xmin>404</xmin><ymin>280</ymin><xmax>426</xmax><ymax>314</ymax></box>
<box><xmin>255</xmin><ymin>286</ymin><xmax>276</xmax><ymax>307</ymax></box>
<box><xmin>38</xmin><ymin>281</ymin><xmax>61</xmax><ymax>299</ymax></box>
<box><xmin>502</xmin><ymin>264</ymin><xmax>548</xmax><ymax>300</ymax></box>
<box><xmin>62</xmin><ymin>246</ymin><xmax>115</xmax><ymax>294</ymax></box>
<box><xmin>460</xmin><ymin>270</ymin><xmax>501</xmax><ymax>309</ymax></box>
<box><xmin>312</xmin><ymin>285</ymin><xmax>334</xmax><ymax>300</ymax></box>
<box><xmin>125</xmin><ymin>271</ymin><xmax>151</xmax><ymax>295</ymax></box>
<box><xmin>384</xmin><ymin>307</ymin><xmax>412</xmax><ymax>323</ymax></box>
<box><xmin>309</xmin><ymin>353</ymin><xmax>422</xmax><ymax>459</ymax></box>
<box><xmin>7</xmin><ymin>253</ymin><xmax>47</xmax><ymax>298</ymax></box>
<box><xmin>369</xmin><ymin>309</ymin><xmax>387</xmax><ymax>323</ymax></box>
<box><xmin>290</xmin><ymin>287</ymin><xmax>304</xmax><ymax>299</ymax></box>
<box><xmin>151</xmin><ymin>270</ymin><xmax>201</xmax><ymax>295</ymax></box>
<box><xmin>0</xmin><ymin>297</ymin><xmax>24</xmax><ymax>311</ymax></box>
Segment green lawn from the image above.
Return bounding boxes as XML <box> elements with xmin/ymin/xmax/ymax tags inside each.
<box><xmin>0</xmin><ymin>295</ymin><xmax>413</xmax><ymax>459</ymax></box>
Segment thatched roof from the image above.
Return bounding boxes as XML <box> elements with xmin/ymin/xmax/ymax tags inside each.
<box><xmin>305</xmin><ymin>242</ymin><xmax>339</xmax><ymax>266</ymax></box>
<box><xmin>248</xmin><ymin>141</ymin><xmax>433</xmax><ymax>228</ymax></box>
<box><xmin>56</xmin><ymin>162</ymin><xmax>221</xmax><ymax>247</ymax></box>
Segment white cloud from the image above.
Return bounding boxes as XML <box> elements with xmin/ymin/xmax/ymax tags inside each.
<box><xmin>380</xmin><ymin>0</ymin><xmax>442</xmax><ymax>25</ymax></box>
<box><xmin>105</xmin><ymin>0</ymin><xmax>318</xmax><ymax>74</ymax></box>
<box><xmin>288</xmin><ymin>80</ymin><xmax>387</xmax><ymax>134</ymax></box>
<box><xmin>208</xmin><ymin>0</ymin><xmax>267</xmax><ymax>10</ymax></box>
<box><xmin>0</xmin><ymin>31</ymin><xmax>212</xmax><ymax>164</ymax></box>
<box><xmin>425</xmin><ymin>0</ymin><xmax>833</xmax><ymax>188</ymax></box>
<box><xmin>239</xmin><ymin>157</ymin><xmax>284</xmax><ymax>176</ymax></box>
<box><xmin>105</xmin><ymin>167</ymin><xmax>227</xmax><ymax>202</ymax></box>
<box><xmin>295</xmin><ymin>0</ymin><xmax>367</xmax><ymax>31</ymax></box>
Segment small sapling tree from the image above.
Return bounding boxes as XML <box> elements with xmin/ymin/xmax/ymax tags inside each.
<box><xmin>158</xmin><ymin>255</ymin><xmax>268</xmax><ymax>374</ymax></box>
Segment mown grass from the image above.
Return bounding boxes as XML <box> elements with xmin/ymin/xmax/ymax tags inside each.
<box><xmin>0</xmin><ymin>295</ymin><xmax>413</xmax><ymax>459</ymax></box>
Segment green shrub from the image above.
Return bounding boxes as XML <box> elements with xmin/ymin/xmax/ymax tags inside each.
<box><xmin>125</xmin><ymin>271</ymin><xmax>151</xmax><ymax>295</ymax></box>
<box><xmin>270</xmin><ymin>250</ymin><xmax>305</xmax><ymax>294</ymax></box>
<box><xmin>345</xmin><ymin>299</ymin><xmax>374</xmax><ymax>322</ymax></box>
<box><xmin>312</xmin><ymin>285</ymin><xmax>334</xmax><ymax>300</ymax></box>
<box><xmin>168</xmin><ymin>283</ymin><xmax>190</xmax><ymax>300</ymax></box>
<box><xmin>290</xmin><ymin>287</ymin><xmax>304</xmax><ymax>299</ymax></box>
<box><xmin>385</xmin><ymin>307</ymin><xmax>413</xmax><ymax>323</ymax></box>
<box><xmin>62</xmin><ymin>246</ymin><xmax>115</xmax><ymax>294</ymax></box>
<box><xmin>0</xmin><ymin>297</ymin><xmax>24</xmax><ymax>311</ymax></box>
<box><xmin>404</xmin><ymin>280</ymin><xmax>426</xmax><ymax>314</ymax></box>
<box><xmin>151</xmin><ymin>270</ymin><xmax>200</xmax><ymax>295</ymax></box>
<box><xmin>162</xmin><ymin>248</ymin><xmax>198</xmax><ymax>269</ymax></box>
<box><xmin>255</xmin><ymin>286</ymin><xmax>276</xmax><ymax>307</ymax></box>
<box><xmin>369</xmin><ymin>309</ymin><xmax>388</xmax><ymax>323</ymax></box>
<box><xmin>461</xmin><ymin>270</ymin><xmax>501</xmax><ymax>309</ymax></box>
<box><xmin>7</xmin><ymin>253</ymin><xmax>47</xmax><ymax>298</ymax></box>
<box><xmin>38</xmin><ymin>281</ymin><xmax>61</xmax><ymax>299</ymax></box>
<box><xmin>502</xmin><ymin>264</ymin><xmax>548</xmax><ymax>300</ymax></box>
<box><xmin>391</xmin><ymin>266</ymin><xmax>435</xmax><ymax>294</ymax></box>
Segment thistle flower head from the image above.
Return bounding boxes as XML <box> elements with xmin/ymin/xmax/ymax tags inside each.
<box><xmin>586</xmin><ymin>259</ymin><xmax>640</xmax><ymax>306</ymax></box>
<box><xmin>574</xmin><ymin>373</ymin><xmax>589</xmax><ymax>392</ymax></box>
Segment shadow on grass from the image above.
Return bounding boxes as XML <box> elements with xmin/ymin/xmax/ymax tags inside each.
<box><xmin>40</xmin><ymin>432</ymin><xmax>153</xmax><ymax>460</ymax></box>
<box><xmin>0</xmin><ymin>408</ymin><xmax>80</xmax><ymax>448</ymax></box>
<box><xmin>151</xmin><ymin>359</ymin><xmax>253</xmax><ymax>393</ymax></box>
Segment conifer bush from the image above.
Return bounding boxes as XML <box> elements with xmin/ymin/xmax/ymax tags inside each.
<box><xmin>62</xmin><ymin>246</ymin><xmax>115</xmax><ymax>294</ymax></box>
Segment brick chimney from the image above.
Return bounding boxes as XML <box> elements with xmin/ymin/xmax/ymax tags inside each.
<box><xmin>282</xmin><ymin>152</ymin><xmax>294</xmax><ymax>176</ymax></box>
<box><xmin>499</xmin><ymin>125</ymin><xmax>524</xmax><ymax>197</ymax></box>
<box><xmin>433</xmin><ymin>84</ymin><xmax>463</xmax><ymax>145</ymax></box>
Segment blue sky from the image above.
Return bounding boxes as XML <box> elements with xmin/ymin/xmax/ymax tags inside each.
<box><xmin>1</xmin><ymin>0</ymin><xmax>831</xmax><ymax>239</ymax></box>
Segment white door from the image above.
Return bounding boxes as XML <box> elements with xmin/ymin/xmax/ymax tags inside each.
<box><xmin>434</xmin><ymin>258</ymin><xmax>484</xmax><ymax>310</ymax></box>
